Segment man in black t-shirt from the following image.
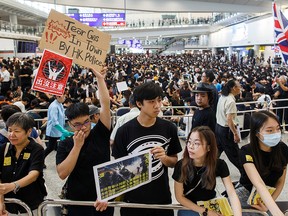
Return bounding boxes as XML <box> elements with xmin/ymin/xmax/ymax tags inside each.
<box><xmin>112</xmin><ymin>82</ymin><xmax>182</xmax><ymax>216</ymax></box>
<box><xmin>191</xmin><ymin>83</ymin><xmax>216</xmax><ymax>132</ymax></box>
<box><xmin>56</xmin><ymin>68</ymin><xmax>113</xmax><ymax>216</ymax></box>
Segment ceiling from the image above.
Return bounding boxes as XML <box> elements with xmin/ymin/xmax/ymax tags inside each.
<box><xmin>27</xmin><ymin>0</ymin><xmax>288</xmax><ymax>13</ymax></box>
<box><xmin>0</xmin><ymin>0</ymin><xmax>287</xmax><ymax>41</ymax></box>
<box><xmin>0</xmin><ymin>0</ymin><xmax>47</xmax><ymax>26</ymax></box>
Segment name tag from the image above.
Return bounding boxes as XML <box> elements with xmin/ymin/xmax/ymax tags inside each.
<box><xmin>3</xmin><ymin>157</ymin><xmax>11</xmax><ymax>166</ymax></box>
<box><xmin>23</xmin><ymin>153</ymin><xmax>30</xmax><ymax>160</ymax></box>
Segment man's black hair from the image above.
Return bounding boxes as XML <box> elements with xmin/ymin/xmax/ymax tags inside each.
<box><xmin>65</xmin><ymin>102</ymin><xmax>89</xmax><ymax>121</ymax></box>
<box><xmin>133</xmin><ymin>81</ymin><xmax>163</xmax><ymax>104</ymax></box>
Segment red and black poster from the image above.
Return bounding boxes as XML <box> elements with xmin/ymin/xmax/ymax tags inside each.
<box><xmin>32</xmin><ymin>49</ymin><xmax>72</xmax><ymax>96</ymax></box>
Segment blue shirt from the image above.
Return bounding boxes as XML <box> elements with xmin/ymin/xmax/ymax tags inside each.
<box><xmin>46</xmin><ymin>99</ymin><xmax>65</xmax><ymax>137</ymax></box>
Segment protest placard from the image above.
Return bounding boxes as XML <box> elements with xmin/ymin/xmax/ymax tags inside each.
<box><xmin>32</xmin><ymin>49</ymin><xmax>72</xmax><ymax>96</ymax></box>
<box><xmin>39</xmin><ymin>9</ymin><xmax>111</xmax><ymax>72</ymax></box>
<box><xmin>93</xmin><ymin>151</ymin><xmax>152</xmax><ymax>201</ymax></box>
<box><xmin>116</xmin><ymin>81</ymin><xmax>128</xmax><ymax>92</ymax></box>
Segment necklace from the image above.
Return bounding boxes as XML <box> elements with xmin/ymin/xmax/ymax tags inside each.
<box><xmin>195</xmin><ymin>166</ymin><xmax>205</xmax><ymax>175</ymax></box>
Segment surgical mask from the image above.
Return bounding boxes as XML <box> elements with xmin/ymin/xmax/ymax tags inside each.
<box><xmin>258</xmin><ymin>132</ymin><xmax>281</xmax><ymax>147</ymax></box>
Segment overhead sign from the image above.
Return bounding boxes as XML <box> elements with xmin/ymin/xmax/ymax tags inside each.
<box><xmin>67</xmin><ymin>13</ymin><xmax>126</xmax><ymax>27</ymax></box>
<box><xmin>39</xmin><ymin>9</ymin><xmax>111</xmax><ymax>72</ymax></box>
<box><xmin>32</xmin><ymin>49</ymin><xmax>72</xmax><ymax>96</ymax></box>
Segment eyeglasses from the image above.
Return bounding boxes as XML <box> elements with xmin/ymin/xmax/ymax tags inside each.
<box><xmin>187</xmin><ymin>141</ymin><xmax>203</xmax><ymax>149</ymax></box>
<box><xmin>69</xmin><ymin>119</ymin><xmax>90</xmax><ymax>130</ymax></box>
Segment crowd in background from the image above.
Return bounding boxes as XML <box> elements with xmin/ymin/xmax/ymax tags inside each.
<box><xmin>0</xmin><ymin>53</ymin><xmax>287</xmax><ymax>131</ymax></box>
<box><xmin>0</xmin><ymin>52</ymin><xmax>288</xmax><ymax>215</ymax></box>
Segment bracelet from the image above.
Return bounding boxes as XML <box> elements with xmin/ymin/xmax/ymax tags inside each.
<box><xmin>13</xmin><ymin>182</ymin><xmax>20</xmax><ymax>194</ymax></box>
<box><xmin>202</xmin><ymin>207</ymin><xmax>208</xmax><ymax>216</ymax></box>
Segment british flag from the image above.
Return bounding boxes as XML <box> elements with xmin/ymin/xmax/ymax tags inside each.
<box><xmin>273</xmin><ymin>2</ymin><xmax>288</xmax><ymax>64</ymax></box>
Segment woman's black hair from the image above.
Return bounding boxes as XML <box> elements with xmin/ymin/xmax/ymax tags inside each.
<box><xmin>221</xmin><ymin>79</ymin><xmax>237</xmax><ymax>96</ymax></box>
<box><xmin>250</xmin><ymin>110</ymin><xmax>285</xmax><ymax>176</ymax></box>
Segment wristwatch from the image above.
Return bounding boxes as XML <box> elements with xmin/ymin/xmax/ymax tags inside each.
<box><xmin>202</xmin><ymin>207</ymin><xmax>208</xmax><ymax>216</ymax></box>
<box><xmin>13</xmin><ymin>182</ymin><xmax>20</xmax><ymax>194</ymax></box>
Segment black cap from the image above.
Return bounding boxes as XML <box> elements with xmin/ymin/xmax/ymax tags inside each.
<box><xmin>192</xmin><ymin>83</ymin><xmax>212</xmax><ymax>93</ymax></box>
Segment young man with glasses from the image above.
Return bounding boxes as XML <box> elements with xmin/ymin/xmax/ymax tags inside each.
<box><xmin>56</xmin><ymin>67</ymin><xmax>113</xmax><ymax>216</ymax></box>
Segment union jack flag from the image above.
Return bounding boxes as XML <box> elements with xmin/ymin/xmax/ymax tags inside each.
<box><xmin>273</xmin><ymin>2</ymin><xmax>288</xmax><ymax>64</ymax></box>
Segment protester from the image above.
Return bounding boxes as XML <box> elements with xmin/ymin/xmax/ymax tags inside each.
<box><xmin>191</xmin><ymin>83</ymin><xmax>216</xmax><ymax>132</ymax></box>
<box><xmin>236</xmin><ymin>111</ymin><xmax>288</xmax><ymax>215</ymax></box>
<box><xmin>173</xmin><ymin>126</ymin><xmax>241</xmax><ymax>216</ymax></box>
<box><xmin>215</xmin><ymin>79</ymin><xmax>241</xmax><ymax>171</ymax></box>
<box><xmin>112</xmin><ymin>81</ymin><xmax>182</xmax><ymax>216</ymax></box>
<box><xmin>56</xmin><ymin>67</ymin><xmax>113</xmax><ymax>216</ymax></box>
<box><xmin>0</xmin><ymin>112</ymin><xmax>47</xmax><ymax>216</ymax></box>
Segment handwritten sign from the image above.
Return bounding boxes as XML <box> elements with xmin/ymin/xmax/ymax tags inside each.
<box><xmin>39</xmin><ymin>9</ymin><xmax>111</xmax><ymax>72</ymax></box>
<box><xmin>32</xmin><ymin>49</ymin><xmax>72</xmax><ymax>96</ymax></box>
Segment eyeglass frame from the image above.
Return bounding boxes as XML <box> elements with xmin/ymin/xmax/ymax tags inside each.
<box><xmin>69</xmin><ymin>119</ymin><xmax>91</xmax><ymax>130</ymax></box>
<box><xmin>186</xmin><ymin>140</ymin><xmax>204</xmax><ymax>149</ymax></box>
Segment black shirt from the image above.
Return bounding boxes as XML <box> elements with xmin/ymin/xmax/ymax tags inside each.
<box><xmin>192</xmin><ymin>107</ymin><xmax>216</xmax><ymax>132</ymax></box>
<box><xmin>112</xmin><ymin>117</ymin><xmax>182</xmax><ymax>204</ymax></box>
<box><xmin>0</xmin><ymin>138</ymin><xmax>47</xmax><ymax>213</ymax></box>
<box><xmin>239</xmin><ymin>142</ymin><xmax>288</xmax><ymax>191</ymax></box>
<box><xmin>172</xmin><ymin>159</ymin><xmax>229</xmax><ymax>203</ymax></box>
<box><xmin>56</xmin><ymin>120</ymin><xmax>111</xmax><ymax>201</ymax></box>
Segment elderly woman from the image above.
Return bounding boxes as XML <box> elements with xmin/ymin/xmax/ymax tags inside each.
<box><xmin>0</xmin><ymin>112</ymin><xmax>47</xmax><ymax>216</ymax></box>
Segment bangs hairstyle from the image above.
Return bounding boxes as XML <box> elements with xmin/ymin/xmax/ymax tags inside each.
<box><xmin>133</xmin><ymin>82</ymin><xmax>164</xmax><ymax>104</ymax></box>
<box><xmin>250</xmin><ymin>110</ymin><xmax>285</xmax><ymax>175</ymax></box>
<box><xmin>65</xmin><ymin>102</ymin><xmax>89</xmax><ymax>121</ymax></box>
<box><xmin>180</xmin><ymin>126</ymin><xmax>218</xmax><ymax>190</ymax></box>
<box><xmin>6</xmin><ymin>112</ymin><xmax>35</xmax><ymax>132</ymax></box>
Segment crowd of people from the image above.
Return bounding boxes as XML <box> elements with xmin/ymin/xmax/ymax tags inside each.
<box><xmin>0</xmin><ymin>52</ymin><xmax>287</xmax><ymax>215</ymax></box>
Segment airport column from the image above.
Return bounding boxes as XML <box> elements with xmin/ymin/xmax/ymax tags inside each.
<box><xmin>228</xmin><ymin>46</ymin><xmax>233</xmax><ymax>61</ymax></box>
<box><xmin>9</xmin><ymin>14</ymin><xmax>17</xmax><ymax>32</ymax></box>
<box><xmin>253</xmin><ymin>45</ymin><xmax>260</xmax><ymax>58</ymax></box>
<box><xmin>212</xmin><ymin>48</ymin><xmax>217</xmax><ymax>56</ymax></box>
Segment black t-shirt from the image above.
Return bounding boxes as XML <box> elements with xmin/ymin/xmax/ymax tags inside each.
<box><xmin>56</xmin><ymin>120</ymin><xmax>111</xmax><ymax>201</ymax></box>
<box><xmin>112</xmin><ymin>117</ymin><xmax>182</xmax><ymax>204</ymax></box>
<box><xmin>275</xmin><ymin>85</ymin><xmax>288</xmax><ymax>106</ymax></box>
<box><xmin>192</xmin><ymin>107</ymin><xmax>216</xmax><ymax>132</ymax></box>
<box><xmin>0</xmin><ymin>138</ymin><xmax>47</xmax><ymax>213</ymax></box>
<box><xmin>239</xmin><ymin>142</ymin><xmax>288</xmax><ymax>191</ymax></box>
<box><xmin>172</xmin><ymin>159</ymin><xmax>229</xmax><ymax>203</ymax></box>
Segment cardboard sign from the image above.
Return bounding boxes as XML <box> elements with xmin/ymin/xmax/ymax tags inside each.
<box><xmin>32</xmin><ymin>49</ymin><xmax>72</xmax><ymax>96</ymax></box>
<box><xmin>39</xmin><ymin>9</ymin><xmax>111</xmax><ymax>72</ymax></box>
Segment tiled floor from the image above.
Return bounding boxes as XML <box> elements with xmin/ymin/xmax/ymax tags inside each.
<box><xmin>43</xmin><ymin>135</ymin><xmax>288</xmax><ymax>215</ymax></box>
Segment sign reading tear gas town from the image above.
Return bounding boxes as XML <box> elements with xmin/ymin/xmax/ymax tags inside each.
<box><xmin>39</xmin><ymin>9</ymin><xmax>111</xmax><ymax>72</ymax></box>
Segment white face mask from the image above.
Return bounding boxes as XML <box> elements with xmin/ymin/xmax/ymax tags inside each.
<box><xmin>258</xmin><ymin>132</ymin><xmax>281</xmax><ymax>147</ymax></box>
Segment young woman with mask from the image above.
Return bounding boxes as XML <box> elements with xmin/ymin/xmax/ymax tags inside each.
<box><xmin>236</xmin><ymin>110</ymin><xmax>288</xmax><ymax>215</ymax></box>
<box><xmin>173</xmin><ymin>126</ymin><xmax>242</xmax><ymax>216</ymax></box>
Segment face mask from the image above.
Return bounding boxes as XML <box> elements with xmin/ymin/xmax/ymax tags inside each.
<box><xmin>258</xmin><ymin>132</ymin><xmax>281</xmax><ymax>147</ymax></box>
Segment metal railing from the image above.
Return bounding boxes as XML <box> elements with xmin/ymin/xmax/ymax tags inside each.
<box><xmin>37</xmin><ymin>199</ymin><xmax>269</xmax><ymax>216</ymax></box>
<box><xmin>4</xmin><ymin>198</ymin><xmax>33</xmax><ymax>216</ymax></box>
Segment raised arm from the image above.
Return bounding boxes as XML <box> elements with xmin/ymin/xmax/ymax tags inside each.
<box><xmin>91</xmin><ymin>66</ymin><xmax>111</xmax><ymax>130</ymax></box>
